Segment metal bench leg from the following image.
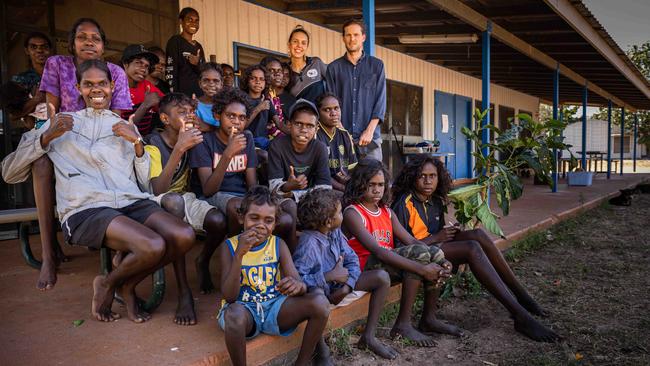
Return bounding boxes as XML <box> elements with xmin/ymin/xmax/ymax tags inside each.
<box><xmin>101</xmin><ymin>247</ymin><xmax>166</xmax><ymax>312</ymax></box>
<box><xmin>19</xmin><ymin>222</ymin><xmax>42</xmax><ymax>269</ymax></box>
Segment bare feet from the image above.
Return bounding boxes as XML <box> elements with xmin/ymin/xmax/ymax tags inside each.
<box><xmin>514</xmin><ymin>314</ymin><xmax>560</xmax><ymax>342</ymax></box>
<box><xmin>313</xmin><ymin>338</ymin><xmax>334</xmax><ymax>366</ymax></box>
<box><xmin>358</xmin><ymin>334</ymin><xmax>398</xmax><ymax>359</ymax></box>
<box><xmin>194</xmin><ymin>254</ymin><xmax>214</xmax><ymax>294</ymax></box>
<box><xmin>53</xmin><ymin>242</ymin><xmax>69</xmax><ymax>263</ymax></box>
<box><xmin>91</xmin><ymin>275</ymin><xmax>120</xmax><ymax>322</ymax></box>
<box><xmin>36</xmin><ymin>259</ymin><xmax>57</xmax><ymax>291</ymax></box>
<box><xmin>418</xmin><ymin>318</ymin><xmax>464</xmax><ymax>337</ymax></box>
<box><xmin>119</xmin><ymin>284</ymin><xmax>151</xmax><ymax>323</ymax></box>
<box><xmin>390</xmin><ymin>323</ymin><xmax>436</xmax><ymax>347</ymax></box>
<box><xmin>174</xmin><ymin>291</ymin><xmax>197</xmax><ymax>326</ymax></box>
<box><xmin>517</xmin><ymin>295</ymin><xmax>550</xmax><ymax>317</ymax></box>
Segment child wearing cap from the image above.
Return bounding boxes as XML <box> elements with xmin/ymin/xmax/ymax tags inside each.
<box><xmin>268</xmin><ymin>98</ymin><xmax>332</xmax><ymax>252</ymax></box>
<box><xmin>121</xmin><ymin>44</ymin><xmax>165</xmax><ymax>136</ymax></box>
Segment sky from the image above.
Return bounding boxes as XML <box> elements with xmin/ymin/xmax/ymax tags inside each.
<box><xmin>582</xmin><ymin>0</ymin><xmax>650</xmax><ymax>50</ymax></box>
<box><xmin>569</xmin><ymin>0</ymin><xmax>649</xmax><ymax>116</ymax></box>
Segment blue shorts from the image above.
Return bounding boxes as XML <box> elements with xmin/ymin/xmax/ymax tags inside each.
<box><xmin>218</xmin><ymin>295</ymin><xmax>295</xmax><ymax>339</ymax></box>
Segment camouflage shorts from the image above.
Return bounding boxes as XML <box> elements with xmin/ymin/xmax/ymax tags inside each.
<box><xmin>364</xmin><ymin>243</ymin><xmax>446</xmax><ymax>290</ymax></box>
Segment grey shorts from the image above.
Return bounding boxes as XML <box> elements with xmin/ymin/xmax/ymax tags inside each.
<box><xmin>204</xmin><ymin>191</ymin><xmax>244</xmax><ymax>214</ymax></box>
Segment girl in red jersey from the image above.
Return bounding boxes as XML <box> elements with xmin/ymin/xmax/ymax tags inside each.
<box><xmin>342</xmin><ymin>158</ymin><xmax>452</xmax><ymax>347</ymax></box>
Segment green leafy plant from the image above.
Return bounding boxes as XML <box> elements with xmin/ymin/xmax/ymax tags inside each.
<box><xmin>448</xmin><ymin>109</ymin><xmax>576</xmax><ymax>237</ymax></box>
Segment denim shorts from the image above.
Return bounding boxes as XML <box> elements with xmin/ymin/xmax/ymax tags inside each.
<box><xmin>218</xmin><ymin>295</ymin><xmax>295</xmax><ymax>339</ymax></box>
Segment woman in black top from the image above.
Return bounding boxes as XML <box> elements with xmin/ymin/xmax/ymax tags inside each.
<box><xmin>287</xmin><ymin>26</ymin><xmax>327</xmax><ymax>103</ymax></box>
<box><xmin>165</xmin><ymin>7</ymin><xmax>205</xmax><ymax>97</ymax></box>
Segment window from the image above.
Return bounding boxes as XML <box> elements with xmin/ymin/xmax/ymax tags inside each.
<box><xmin>234</xmin><ymin>43</ymin><xmax>289</xmax><ymax>82</ymax></box>
<box><xmin>381</xmin><ymin>80</ymin><xmax>423</xmax><ymax>178</ymax></box>
<box><xmin>613</xmin><ymin>136</ymin><xmax>631</xmax><ymax>153</ymax></box>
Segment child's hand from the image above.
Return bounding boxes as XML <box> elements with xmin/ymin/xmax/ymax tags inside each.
<box><xmin>142</xmin><ymin>85</ymin><xmax>161</xmax><ymax>109</ymax></box>
<box><xmin>441</xmin><ymin>260</ymin><xmax>453</xmax><ymax>276</ymax></box>
<box><xmin>284</xmin><ymin>165</ymin><xmax>308</xmax><ymax>191</ymax></box>
<box><xmin>186</xmin><ymin>49</ymin><xmax>201</xmax><ymax>66</ymax></box>
<box><xmin>223</xmin><ymin>127</ymin><xmax>247</xmax><ymax>158</ymax></box>
<box><xmin>276</xmin><ymin>277</ymin><xmax>305</xmax><ymax>296</ymax></box>
<box><xmin>234</xmin><ymin>229</ymin><xmax>261</xmax><ymax>259</ymax></box>
<box><xmin>112</xmin><ymin>115</ymin><xmax>141</xmax><ymax>144</ymax></box>
<box><xmin>176</xmin><ymin>122</ymin><xmax>203</xmax><ymax>152</ymax></box>
<box><xmin>327</xmin><ymin>285</ymin><xmax>352</xmax><ymax>305</ymax></box>
<box><xmin>432</xmin><ymin>225</ymin><xmax>459</xmax><ymax>243</ymax></box>
<box><xmin>324</xmin><ymin>256</ymin><xmax>349</xmax><ymax>284</ymax></box>
<box><xmin>255</xmin><ymin>96</ymin><xmax>270</xmax><ymax>112</ymax></box>
<box><xmin>335</xmin><ymin>169</ymin><xmax>350</xmax><ymax>184</ymax></box>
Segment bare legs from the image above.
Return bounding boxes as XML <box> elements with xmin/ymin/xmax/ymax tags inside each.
<box><xmin>32</xmin><ymin>155</ymin><xmax>65</xmax><ymax>290</ymax></box>
<box><xmin>389</xmin><ymin>277</ymin><xmax>436</xmax><ymax>347</ymax></box>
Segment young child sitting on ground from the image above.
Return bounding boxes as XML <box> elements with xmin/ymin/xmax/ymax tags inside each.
<box><xmin>194</xmin><ymin>62</ymin><xmax>223</xmax><ymax>131</ymax></box>
<box><xmin>218</xmin><ymin>186</ymin><xmax>330</xmax><ymax>366</ymax></box>
<box><xmin>315</xmin><ymin>92</ymin><xmax>357</xmax><ymax>192</ymax></box>
<box><xmin>2</xmin><ymin>59</ymin><xmax>195</xmax><ymax>323</ymax></box>
<box><xmin>293</xmin><ymin>189</ymin><xmax>397</xmax><ymax>360</ymax></box>
<box><xmin>144</xmin><ymin>92</ymin><xmax>228</xmax><ymax>302</ymax></box>
<box><xmin>342</xmin><ymin>158</ymin><xmax>452</xmax><ymax>347</ymax></box>
<box><xmin>391</xmin><ymin>155</ymin><xmax>559</xmax><ymax>342</ymax></box>
<box><xmin>268</xmin><ymin>98</ymin><xmax>331</xmax><ymax>251</ymax></box>
<box><xmin>120</xmin><ymin>44</ymin><xmax>165</xmax><ymax>136</ymax></box>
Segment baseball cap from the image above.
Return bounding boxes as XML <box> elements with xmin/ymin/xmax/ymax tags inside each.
<box><xmin>288</xmin><ymin>98</ymin><xmax>319</xmax><ymax>121</ymax></box>
<box><xmin>121</xmin><ymin>44</ymin><xmax>159</xmax><ymax>67</ymax></box>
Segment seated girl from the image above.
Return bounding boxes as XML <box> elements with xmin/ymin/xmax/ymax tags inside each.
<box><xmin>194</xmin><ymin>62</ymin><xmax>223</xmax><ymax>131</ymax></box>
<box><xmin>391</xmin><ymin>155</ymin><xmax>560</xmax><ymax>342</ymax></box>
<box><xmin>2</xmin><ymin>59</ymin><xmax>195</xmax><ymax>324</ymax></box>
<box><xmin>341</xmin><ymin>158</ymin><xmax>452</xmax><ymax>347</ymax></box>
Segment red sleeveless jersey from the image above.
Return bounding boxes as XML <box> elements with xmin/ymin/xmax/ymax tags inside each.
<box><xmin>346</xmin><ymin>203</ymin><xmax>394</xmax><ymax>269</ymax></box>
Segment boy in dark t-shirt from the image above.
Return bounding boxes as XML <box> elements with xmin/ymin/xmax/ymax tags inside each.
<box><xmin>189</xmin><ymin>89</ymin><xmax>257</xmax><ymax>220</ymax></box>
<box><xmin>268</xmin><ymin>98</ymin><xmax>331</xmax><ymax>252</ymax></box>
<box><xmin>268</xmin><ymin>99</ymin><xmax>332</xmax><ymax>202</ymax></box>
<box><xmin>144</xmin><ymin>92</ymin><xmax>228</xmax><ymax>316</ymax></box>
<box><xmin>315</xmin><ymin>92</ymin><xmax>358</xmax><ymax>192</ymax></box>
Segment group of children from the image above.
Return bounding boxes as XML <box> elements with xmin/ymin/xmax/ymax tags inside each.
<box><xmin>0</xmin><ymin>8</ymin><xmax>560</xmax><ymax>366</ymax></box>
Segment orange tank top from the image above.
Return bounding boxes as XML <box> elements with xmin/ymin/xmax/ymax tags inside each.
<box><xmin>346</xmin><ymin>203</ymin><xmax>394</xmax><ymax>269</ymax></box>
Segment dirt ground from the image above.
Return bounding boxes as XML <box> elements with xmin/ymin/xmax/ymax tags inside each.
<box><xmin>330</xmin><ymin>193</ymin><xmax>650</xmax><ymax>366</ymax></box>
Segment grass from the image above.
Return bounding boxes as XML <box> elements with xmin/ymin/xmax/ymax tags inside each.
<box><xmin>327</xmin><ymin>327</ymin><xmax>354</xmax><ymax>358</ymax></box>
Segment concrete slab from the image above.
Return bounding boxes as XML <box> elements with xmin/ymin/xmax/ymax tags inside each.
<box><xmin>0</xmin><ymin>173</ymin><xmax>647</xmax><ymax>365</ymax></box>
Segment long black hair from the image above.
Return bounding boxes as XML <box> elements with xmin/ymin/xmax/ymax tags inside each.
<box><xmin>343</xmin><ymin>158</ymin><xmax>391</xmax><ymax>208</ymax></box>
<box><xmin>392</xmin><ymin>155</ymin><xmax>453</xmax><ymax>202</ymax></box>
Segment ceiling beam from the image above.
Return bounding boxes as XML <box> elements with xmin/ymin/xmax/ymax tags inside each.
<box><xmin>425</xmin><ymin>0</ymin><xmax>636</xmax><ymax>111</ymax></box>
<box><xmin>286</xmin><ymin>0</ymin><xmax>405</xmax><ymax>14</ymax></box>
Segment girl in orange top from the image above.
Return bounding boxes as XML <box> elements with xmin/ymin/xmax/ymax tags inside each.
<box><xmin>342</xmin><ymin>158</ymin><xmax>451</xmax><ymax>348</ymax></box>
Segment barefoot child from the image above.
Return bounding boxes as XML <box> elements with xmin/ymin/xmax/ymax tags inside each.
<box><xmin>218</xmin><ymin>186</ymin><xmax>330</xmax><ymax>366</ymax></box>
<box><xmin>145</xmin><ymin>92</ymin><xmax>228</xmax><ymax>312</ymax></box>
<box><xmin>342</xmin><ymin>158</ymin><xmax>452</xmax><ymax>347</ymax></box>
<box><xmin>195</xmin><ymin>62</ymin><xmax>223</xmax><ymax>130</ymax></box>
<box><xmin>391</xmin><ymin>155</ymin><xmax>560</xmax><ymax>342</ymax></box>
<box><xmin>315</xmin><ymin>92</ymin><xmax>357</xmax><ymax>192</ymax></box>
<box><xmin>2</xmin><ymin>59</ymin><xmax>195</xmax><ymax>323</ymax></box>
<box><xmin>293</xmin><ymin>189</ymin><xmax>398</xmax><ymax>360</ymax></box>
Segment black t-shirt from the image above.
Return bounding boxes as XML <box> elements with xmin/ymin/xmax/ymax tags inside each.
<box><xmin>188</xmin><ymin>130</ymin><xmax>257</xmax><ymax>195</ymax></box>
<box><xmin>316</xmin><ymin>126</ymin><xmax>358</xmax><ymax>177</ymax></box>
<box><xmin>268</xmin><ymin>135</ymin><xmax>331</xmax><ymax>187</ymax></box>
<box><xmin>247</xmin><ymin>96</ymin><xmax>277</xmax><ymax>138</ymax></box>
<box><xmin>165</xmin><ymin>35</ymin><xmax>205</xmax><ymax>97</ymax></box>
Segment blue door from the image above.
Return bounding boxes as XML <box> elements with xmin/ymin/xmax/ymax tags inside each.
<box><xmin>434</xmin><ymin>91</ymin><xmax>456</xmax><ymax>177</ymax></box>
<box><xmin>454</xmin><ymin>95</ymin><xmax>472</xmax><ymax>179</ymax></box>
<box><xmin>434</xmin><ymin>91</ymin><xmax>472</xmax><ymax>179</ymax></box>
